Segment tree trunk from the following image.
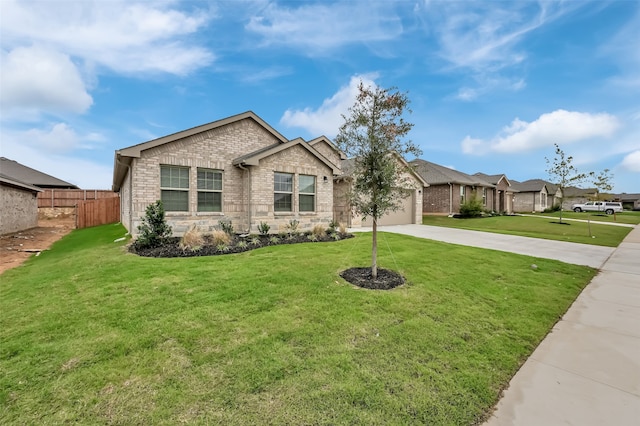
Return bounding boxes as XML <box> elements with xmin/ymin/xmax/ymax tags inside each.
<box><xmin>372</xmin><ymin>217</ymin><xmax>378</xmax><ymax>279</ymax></box>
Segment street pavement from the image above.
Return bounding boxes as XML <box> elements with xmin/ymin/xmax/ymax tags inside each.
<box><xmin>352</xmin><ymin>223</ymin><xmax>640</xmax><ymax>426</ymax></box>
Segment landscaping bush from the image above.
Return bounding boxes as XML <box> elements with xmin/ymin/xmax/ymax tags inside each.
<box><xmin>134</xmin><ymin>200</ymin><xmax>172</xmax><ymax>249</ymax></box>
<box><xmin>179</xmin><ymin>225</ymin><xmax>204</xmax><ymax>251</ymax></box>
<box><xmin>459</xmin><ymin>197</ymin><xmax>484</xmax><ymax>218</ymax></box>
<box><xmin>218</xmin><ymin>219</ymin><xmax>234</xmax><ymax>235</ymax></box>
<box><xmin>210</xmin><ymin>229</ymin><xmax>231</xmax><ymax>247</ymax></box>
<box><xmin>257</xmin><ymin>221</ymin><xmax>270</xmax><ymax>235</ymax></box>
<box><xmin>543</xmin><ymin>204</ymin><xmax>562</xmax><ymax>213</ymax></box>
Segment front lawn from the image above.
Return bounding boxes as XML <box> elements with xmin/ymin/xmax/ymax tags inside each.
<box><xmin>422</xmin><ymin>215</ymin><xmax>632</xmax><ymax>247</ymax></box>
<box><xmin>1</xmin><ymin>224</ymin><xmax>596</xmax><ymax>425</ymax></box>
<box><xmin>529</xmin><ymin>210</ymin><xmax>640</xmax><ymax>225</ymax></box>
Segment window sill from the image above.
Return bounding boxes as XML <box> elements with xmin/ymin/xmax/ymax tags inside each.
<box><xmin>196</xmin><ymin>212</ymin><xmax>224</xmax><ymax>216</ymax></box>
<box><xmin>274</xmin><ymin>212</ymin><xmax>294</xmax><ymax>216</ymax></box>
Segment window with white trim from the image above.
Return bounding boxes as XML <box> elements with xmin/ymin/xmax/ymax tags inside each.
<box><xmin>274</xmin><ymin>172</ymin><xmax>293</xmax><ymax>212</ymax></box>
<box><xmin>160</xmin><ymin>165</ymin><xmax>189</xmax><ymax>211</ymax></box>
<box><xmin>460</xmin><ymin>185</ymin><xmax>466</xmax><ymax>204</ymax></box>
<box><xmin>482</xmin><ymin>188</ymin><xmax>487</xmax><ymax>206</ymax></box>
<box><xmin>197</xmin><ymin>168</ymin><xmax>222</xmax><ymax>212</ymax></box>
<box><xmin>299</xmin><ymin>175</ymin><xmax>315</xmax><ymax>212</ymax></box>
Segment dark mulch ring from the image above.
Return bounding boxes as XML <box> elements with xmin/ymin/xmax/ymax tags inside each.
<box><xmin>549</xmin><ymin>221</ymin><xmax>572</xmax><ymax>225</ymax></box>
<box><xmin>130</xmin><ymin>232</ymin><xmax>354</xmax><ymax>258</ymax></box>
<box><xmin>340</xmin><ymin>267</ymin><xmax>405</xmax><ymax>290</ymax></box>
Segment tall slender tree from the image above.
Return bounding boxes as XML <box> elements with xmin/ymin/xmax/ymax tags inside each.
<box><xmin>590</xmin><ymin>168</ymin><xmax>614</xmax><ymax>200</ymax></box>
<box><xmin>335</xmin><ymin>81</ymin><xmax>421</xmax><ymax>279</ymax></box>
<box><xmin>545</xmin><ymin>144</ymin><xmax>586</xmax><ymax>223</ymax></box>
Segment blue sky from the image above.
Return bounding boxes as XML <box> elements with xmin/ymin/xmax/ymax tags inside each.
<box><xmin>1</xmin><ymin>0</ymin><xmax>639</xmax><ymax>192</ymax></box>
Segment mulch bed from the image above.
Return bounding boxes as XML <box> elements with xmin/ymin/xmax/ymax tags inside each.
<box><xmin>340</xmin><ymin>267</ymin><xmax>405</xmax><ymax>290</ymax></box>
<box><xmin>130</xmin><ymin>232</ymin><xmax>353</xmax><ymax>258</ymax></box>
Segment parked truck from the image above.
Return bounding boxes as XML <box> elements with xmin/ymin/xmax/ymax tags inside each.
<box><xmin>571</xmin><ymin>201</ymin><xmax>623</xmax><ymax>214</ymax></box>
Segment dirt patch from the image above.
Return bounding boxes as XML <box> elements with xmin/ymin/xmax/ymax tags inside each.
<box><xmin>0</xmin><ymin>217</ymin><xmax>74</xmax><ymax>275</ymax></box>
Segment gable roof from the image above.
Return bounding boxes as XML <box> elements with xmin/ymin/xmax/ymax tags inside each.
<box><xmin>0</xmin><ymin>157</ymin><xmax>78</xmax><ymax>189</ymax></box>
<box><xmin>232</xmin><ymin>138</ymin><xmax>340</xmax><ymax>174</ymax></box>
<box><xmin>410</xmin><ymin>159</ymin><xmax>494</xmax><ymax>187</ymax></box>
<box><xmin>563</xmin><ymin>186</ymin><xmax>597</xmax><ymax>197</ymax></box>
<box><xmin>473</xmin><ymin>172</ymin><xmax>512</xmax><ymax>188</ymax></box>
<box><xmin>116</xmin><ymin>111</ymin><xmax>288</xmax><ymax>158</ymax></box>
<box><xmin>510</xmin><ymin>179</ymin><xmax>550</xmax><ymax>193</ymax></box>
<box><xmin>307</xmin><ymin>136</ymin><xmax>347</xmax><ymax>160</ymax></box>
<box><xmin>339</xmin><ymin>153</ymin><xmax>428</xmax><ymax>187</ymax></box>
<box><xmin>0</xmin><ymin>172</ymin><xmax>43</xmax><ymax>193</ymax></box>
<box><xmin>113</xmin><ymin>111</ymin><xmax>291</xmax><ymax>191</ymax></box>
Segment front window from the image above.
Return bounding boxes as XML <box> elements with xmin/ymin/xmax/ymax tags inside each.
<box><xmin>299</xmin><ymin>175</ymin><xmax>316</xmax><ymax>212</ymax></box>
<box><xmin>460</xmin><ymin>185</ymin><xmax>465</xmax><ymax>204</ymax></box>
<box><xmin>197</xmin><ymin>168</ymin><xmax>222</xmax><ymax>212</ymax></box>
<box><xmin>274</xmin><ymin>172</ymin><xmax>293</xmax><ymax>212</ymax></box>
<box><xmin>482</xmin><ymin>188</ymin><xmax>487</xmax><ymax>206</ymax></box>
<box><xmin>160</xmin><ymin>165</ymin><xmax>189</xmax><ymax>211</ymax></box>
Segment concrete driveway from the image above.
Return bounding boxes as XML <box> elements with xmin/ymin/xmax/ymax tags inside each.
<box><xmin>355</xmin><ymin>224</ymin><xmax>614</xmax><ymax>268</ymax></box>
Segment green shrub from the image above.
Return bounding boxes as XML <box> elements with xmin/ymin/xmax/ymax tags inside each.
<box><xmin>459</xmin><ymin>197</ymin><xmax>484</xmax><ymax>218</ymax></box>
<box><xmin>135</xmin><ymin>200</ymin><xmax>172</xmax><ymax>249</ymax></box>
<box><xmin>257</xmin><ymin>222</ymin><xmax>270</xmax><ymax>235</ymax></box>
<box><xmin>218</xmin><ymin>220</ymin><xmax>234</xmax><ymax>235</ymax></box>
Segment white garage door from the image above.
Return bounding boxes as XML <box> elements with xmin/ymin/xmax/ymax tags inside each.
<box><xmin>362</xmin><ymin>191</ymin><xmax>414</xmax><ymax>226</ymax></box>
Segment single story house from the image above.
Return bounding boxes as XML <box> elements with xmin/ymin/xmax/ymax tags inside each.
<box><xmin>112</xmin><ymin>111</ymin><xmax>424</xmax><ymax>236</ymax></box>
<box><xmin>510</xmin><ymin>179</ymin><xmax>561</xmax><ymax>212</ymax></box>
<box><xmin>0</xmin><ymin>157</ymin><xmax>78</xmax><ymax>189</ymax></box>
<box><xmin>562</xmin><ymin>186</ymin><xmax>597</xmax><ymax>210</ymax></box>
<box><xmin>473</xmin><ymin>172</ymin><xmax>516</xmax><ymax>214</ymax></box>
<box><xmin>0</xmin><ymin>172</ymin><xmax>42</xmax><ymax>235</ymax></box>
<box><xmin>613</xmin><ymin>193</ymin><xmax>640</xmax><ymax>210</ymax></box>
<box><xmin>410</xmin><ymin>159</ymin><xmax>494</xmax><ymax>215</ymax></box>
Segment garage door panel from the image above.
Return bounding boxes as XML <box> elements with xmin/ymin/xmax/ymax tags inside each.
<box><xmin>362</xmin><ymin>193</ymin><xmax>414</xmax><ymax>226</ymax></box>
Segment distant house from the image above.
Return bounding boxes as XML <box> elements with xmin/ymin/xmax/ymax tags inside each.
<box><xmin>0</xmin><ymin>167</ymin><xmax>43</xmax><ymax>235</ymax></box>
<box><xmin>613</xmin><ymin>193</ymin><xmax>640</xmax><ymax>210</ymax></box>
<box><xmin>561</xmin><ymin>186</ymin><xmax>598</xmax><ymax>210</ymax></box>
<box><xmin>112</xmin><ymin>111</ymin><xmax>424</xmax><ymax>236</ymax></box>
<box><xmin>0</xmin><ymin>157</ymin><xmax>78</xmax><ymax>189</ymax></box>
<box><xmin>410</xmin><ymin>159</ymin><xmax>494</xmax><ymax>215</ymax></box>
<box><xmin>473</xmin><ymin>173</ymin><xmax>516</xmax><ymax>214</ymax></box>
<box><xmin>511</xmin><ymin>179</ymin><xmax>563</xmax><ymax>212</ymax></box>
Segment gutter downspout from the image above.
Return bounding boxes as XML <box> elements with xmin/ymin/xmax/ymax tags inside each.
<box><xmin>237</xmin><ymin>163</ymin><xmax>251</xmax><ymax>233</ymax></box>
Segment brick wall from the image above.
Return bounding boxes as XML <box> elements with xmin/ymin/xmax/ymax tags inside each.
<box><xmin>313</xmin><ymin>141</ymin><xmax>342</xmax><ymax>168</ymax></box>
<box><xmin>1</xmin><ymin>185</ymin><xmax>38</xmax><ymax>235</ymax></box>
<box><xmin>423</xmin><ymin>184</ymin><xmax>453</xmax><ymax>213</ymax></box>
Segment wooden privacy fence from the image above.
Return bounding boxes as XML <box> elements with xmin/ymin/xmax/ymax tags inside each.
<box><xmin>76</xmin><ymin>197</ymin><xmax>121</xmax><ymax>229</ymax></box>
<box><xmin>38</xmin><ymin>189</ymin><xmax>118</xmax><ymax>208</ymax></box>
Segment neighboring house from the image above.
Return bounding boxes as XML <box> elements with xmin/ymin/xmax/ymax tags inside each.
<box><xmin>0</xmin><ymin>172</ymin><xmax>42</xmax><ymax>235</ymax></box>
<box><xmin>0</xmin><ymin>157</ymin><xmax>78</xmax><ymax>189</ymax></box>
<box><xmin>334</xmin><ymin>154</ymin><xmax>426</xmax><ymax>227</ymax></box>
<box><xmin>511</xmin><ymin>179</ymin><xmax>557</xmax><ymax>212</ymax></box>
<box><xmin>410</xmin><ymin>159</ymin><xmax>494</xmax><ymax>215</ymax></box>
<box><xmin>562</xmin><ymin>186</ymin><xmax>597</xmax><ymax>210</ymax></box>
<box><xmin>613</xmin><ymin>193</ymin><xmax>640</xmax><ymax>210</ymax></box>
<box><xmin>473</xmin><ymin>172</ymin><xmax>516</xmax><ymax>214</ymax></box>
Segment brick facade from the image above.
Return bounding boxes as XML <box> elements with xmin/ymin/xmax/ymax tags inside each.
<box><xmin>123</xmin><ymin>118</ymin><xmax>336</xmax><ymax>236</ymax></box>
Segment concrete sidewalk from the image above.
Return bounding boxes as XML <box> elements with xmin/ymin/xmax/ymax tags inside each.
<box><xmin>484</xmin><ymin>224</ymin><xmax>640</xmax><ymax>426</ymax></box>
<box><xmin>355</xmin><ymin>224</ymin><xmax>615</xmax><ymax>268</ymax></box>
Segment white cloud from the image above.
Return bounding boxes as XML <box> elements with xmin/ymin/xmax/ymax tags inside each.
<box><xmin>0</xmin><ymin>132</ymin><xmax>112</xmax><ymax>189</ymax></box>
<box><xmin>280</xmin><ymin>74</ymin><xmax>378</xmax><ymax>137</ymax></box>
<box><xmin>462</xmin><ymin>110</ymin><xmax>620</xmax><ymax>155</ymax></box>
<box><xmin>0</xmin><ymin>46</ymin><xmax>93</xmax><ymax>116</ymax></box>
<box><xmin>620</xmin><ymin>150</ymin><xmax>640</xmax><ymax>172</ymax></box>
<box><xmin>246</xmin><ymin>2</ymin><xmax>402</xmax><ymax>55</ymax></box>
<box><xmin>1</xmin><ymin>0</ymin><xmax>214</xmax><ymax>75</ymax></box>
<box><xmin>2</xmin><ymin>122</ymin><xmax>105</xmax><ymax>154</ymax></box>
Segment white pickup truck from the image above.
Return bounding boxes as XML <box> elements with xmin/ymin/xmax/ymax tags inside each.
<box><xmin>571</xmin><ymin>201</ymin><xmax>623</xmax><ymax>214</ymax></box>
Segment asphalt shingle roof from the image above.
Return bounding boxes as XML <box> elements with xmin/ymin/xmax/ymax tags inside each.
<box><xmin>410</xmin><ymin>159</ymin><xmax>494</xmax><ymax>187</ymax></box>
<box><xmin>0</xmin><ymin>157</ymin><xmax>78</xmax><ymax>189</ymax></box>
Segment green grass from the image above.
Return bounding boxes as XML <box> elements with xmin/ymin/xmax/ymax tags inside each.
<box><xmin>422</xmin><ymin>215</ymin><xmax>632</xmax><ymax>247</ymax></box>
<box><xmin>529</xmin><ymin>210</ymin><xmax>640</xmax><ymax>225</ymax></box>
<box><xmin>1</xmin><ymin>224</ymin><xmax>597</xmax><ymax>425</ymax></box>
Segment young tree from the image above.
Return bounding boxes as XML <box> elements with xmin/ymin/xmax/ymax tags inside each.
<box><xmin>590</xmin><ymin>168</ymin><xmax>614</xmax><ymax>200</ymax></box>
<box><xmin>545</xmin><ymin>144</ymin><xmax>586</xmax><ymax>223</ymax></box>
<box><xmin>335</xmin><ymin>81</ymin><xmax>421</xmax><ymax>279</ymax></box>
